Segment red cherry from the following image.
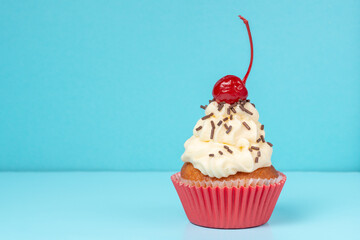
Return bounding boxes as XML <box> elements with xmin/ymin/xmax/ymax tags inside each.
<box><xmin>212</xmin><ymin>15</ymin><xmax>254</xmax><ymax>104</ymax></box>
<box><xmin>212</xmin><ymin>75</ymin><xmax>248</xmax><ymax>104</ymax></box>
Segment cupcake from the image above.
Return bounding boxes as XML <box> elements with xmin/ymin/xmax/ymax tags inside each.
<box><xmin>171</xmin><ymin>15</ymin><xmax>286</xmax><ymax>229</ymax></box>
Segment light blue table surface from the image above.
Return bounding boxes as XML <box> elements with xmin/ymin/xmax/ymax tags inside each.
<box><xmin>0</xmin><ymin>171</ymin><xmax>359</xmax><ymax>240</ymax></box>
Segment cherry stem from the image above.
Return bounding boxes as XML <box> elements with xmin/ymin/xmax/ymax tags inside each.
<box><xmin>238</xmin><ymin>15</ymin><xmax>253</xmax><ymax>85</ymax></box>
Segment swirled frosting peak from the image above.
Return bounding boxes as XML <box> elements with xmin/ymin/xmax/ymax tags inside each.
<box><xmin>181</xmin><ymin>100</ymin><xmax>273</xmax><ymax>178</ymax></box>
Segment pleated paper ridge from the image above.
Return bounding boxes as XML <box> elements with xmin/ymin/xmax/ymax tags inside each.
<box><xmin>171</xmin><ymin>172</ymin><xmax>286</xmax><ymax>229</ymax></box>
<box><xmin>179</xmin><ymin>174</ymin><xmax>282</xmax><ymax>188</ymax></box>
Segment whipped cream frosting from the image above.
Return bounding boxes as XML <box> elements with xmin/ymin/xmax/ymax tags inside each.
<box><xmin>181</xmin><ymin>100</ymin><xmax>273</xmax><ymax>178</ymax></box>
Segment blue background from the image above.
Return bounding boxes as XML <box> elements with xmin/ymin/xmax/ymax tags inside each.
<box><xmin>0</xmin><ymin>0</ymin><xmax>359</xmax><ymax>171</ymax></box>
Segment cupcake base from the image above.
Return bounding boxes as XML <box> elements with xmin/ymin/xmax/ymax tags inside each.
<box><xmin>171</xmin><ymin>172</ymin><xmax>286</xmax><ymax>229</ymax></box>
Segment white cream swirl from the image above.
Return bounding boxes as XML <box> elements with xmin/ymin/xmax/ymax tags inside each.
<box><xmin>181</xmin><ymin>101</ymin><xmax>273</xmax><ymax>178</ymax></box>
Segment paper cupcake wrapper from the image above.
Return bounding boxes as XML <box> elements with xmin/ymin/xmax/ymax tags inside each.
<box><xmin>171</xmin><ymin>172</ymin><xmax>286</xmax><ymax>229</ymax></box>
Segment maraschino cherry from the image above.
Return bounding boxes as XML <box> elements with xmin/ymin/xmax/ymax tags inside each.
<box><xmin>212</xmin><ymin>15</ymin><xmax>254</xmax><ymax>104</ymax></box>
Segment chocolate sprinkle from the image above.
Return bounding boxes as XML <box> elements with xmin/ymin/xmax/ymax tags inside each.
<box><xmin>257</xmin><ymin>151</ymin><xmax>261</xmax><ymax>157</ymax></box>
<box><xmin>260</xmin><ymin>125</ymin><xmax>264</xmax><ymax>130</ymax></box>
<box><xmin>255</xmin><ymin>157</ymin><xmax>259</xmax><ymax>163</ymax></box>
<box><xmin>239</xmin><ymin>100</ymin><xmax>246</xmax><ymax>106</ymax></box>
<box><xmin>251</xmin><ymin>146</ymin><xmax>260</xmax><ymax>150</ymax></box>
<box><xmin>219</xmin><ymin>151</ymin><xmax>223</xmax><ymax>155</ymax></box>
<box><xmin>209</xmin><ymin>154</ymin><xmax>215</xmax><ymax>157</ymax></box>
<box><xmin>200</xmin><ymin>105</ymin><xmax>207</xmax><ymax>110</ymax></box>
<box><xmin>210</xmin><ymin>120</ymin><xmax>215</xmax><ymax>139</ymax></box>
<box><xmin>218</xmin><ymin>102</ymin><xmax>225</xmax><ymax>111</ymax></box>
<box><xmin>226</xmin><ymin>126</ymin><xmax>232</xmax><ymax>134</ymax></box>
<box><xmin>227</xmin><ymin>107</ymin><xmax>231</xmax><ymax>115</ymax></box>
<box><xmin>267</xmin><ymin>142</ymin><xmax>273</xmax><ymax>147</ymax></box>
<box><xmin>217</xmin><ymin>120</ymin><xmax>223</xmax><ymax>126</ymax></box>
<box><xmin>239</xmin><ymin>104</ymin><xmax>253</xmax><ymax>115</ymax></box>
<box><xmin>195</xmin><ymin>126</ymin><xmax>202</xmax><ymax>131</ymax></box>
<box><xmin>256</xmin><ymin>138</ymin><xmax>261</xmax><ymax>143</ymax></box>
<box><xmin>249</xmin><ymin>147</ymin><xmax>253</xmax><ymax>152</ymax></box>
<box><xmin>260</xmin><ymin>135</ymin><xmax>265</xmax><ymax>143</ymax></box>
<box><xmin>224</xmin><ymin>123</ymin><xmax>229</xmax><ymax>130</ymax></box>
<box><xmin>242</xmin><ymin>121</ymin><xmax>251</xmax><ymax>130</ymax></box>
<box><xmin>223</xmin><ymin>117</ymin><xmax>228</xmax><ymax>122</ymax></box>
<box><xmin>223</xmin><ymin>145</ymin><xmax>233</xmax><ymax>154</ymax></box>
<box><xmin>201</xmin><ymin>113</ymin><xmax>214</xmax><ymax>120</ymax></box>
<box><xmin>230</xmin><ymin>115</ymin><xmax>233</xmax><ymax>120</ymax></box>
<box><xmin>230</xmin><ymin>103</ymin><xmax>237</xmax><ymax>111</ymax></box>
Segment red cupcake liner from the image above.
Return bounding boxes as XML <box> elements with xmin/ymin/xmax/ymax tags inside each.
<box><xmin>171</xmin><ymin>172</ymin><xmax>286</xmax><ymax>229</ymax></box>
